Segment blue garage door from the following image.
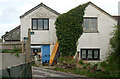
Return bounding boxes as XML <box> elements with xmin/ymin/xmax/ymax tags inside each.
<box><xmin>42</xmin><ymin>45</ymin><xmax>50</xmax><ymax>63</ymax></box>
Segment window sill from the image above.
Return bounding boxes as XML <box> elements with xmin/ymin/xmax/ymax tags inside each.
<box><xmin>81</xmin><ymin>59</ymin><xmax>101</xmax><ymax>62</ymax></box>
<box><xmin>84</xmin><ymin>31</ymin><xmax>99</xmax><ymax>33</ymax></box>
<box><xmin>82</xmin><ymin>59</ymin><xmax>100</xmax><ymax>61</ymax></box>
<box><xmin>32</xmin><ymin>29</ymin><xmax>49</xmax><ymax>31</ymax></box>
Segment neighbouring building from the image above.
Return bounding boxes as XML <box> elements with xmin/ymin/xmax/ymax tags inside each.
<box><xmin>1</xmin><ymin>2</ymin><xmax>117</xmax><ymax>63</ymax></box>
<box><xmin>2</xmin><ymin>25</ymin><xmax>20</xmax><ymax>42</ymax></box>
<box><xmin>118</xmin><ymin>1</ymin><xmax>120</xmax><ymax>15</ymax></box>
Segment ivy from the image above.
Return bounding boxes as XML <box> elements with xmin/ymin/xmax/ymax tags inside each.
<box><xmin>55</xmin><ymin>2</ymin><xmax>89</xmax><ymax>56</ymax></box>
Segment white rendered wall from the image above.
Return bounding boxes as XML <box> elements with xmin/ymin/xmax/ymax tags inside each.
<box><xmin>20</xmin><ymin>6</ymin><xmax>58</xmax><ymax>55</ymax></box>
<box><xmin>77</xmin><ymin>4</ymin><xmax>117</xmax><ymax>61</ymax></box>
<box><xmin>1</xmin><ymin>53</ymin><xmax>25</xmax><ymax>70</ymax></box>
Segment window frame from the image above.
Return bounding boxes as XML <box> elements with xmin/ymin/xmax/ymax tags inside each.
<box><xmin>83</xmin><ymin>17</ymin><xmax>98</xmax><ymax>33</ymax></box>
<box><xmin>81</xmin><ymin>49</ymin><xmax>100</xmax><ymax>60</ymax></box>
<box><xmin>32</xmin><ymin>18</ymin><xmax>49</xmax><ymax>30</ymax></box>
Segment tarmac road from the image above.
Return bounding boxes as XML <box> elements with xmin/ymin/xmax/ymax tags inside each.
<box><xmin>32</xmin><ymin>66</ymin><xmax>93</xmax><ymax>79</ymax></box>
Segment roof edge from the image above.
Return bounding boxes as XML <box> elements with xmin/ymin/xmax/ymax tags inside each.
<box><xmin>20</xmin><ymin>3</ymin><xmax>61</xmax><ymax>19</ymax></box>
<box><xmin>2</xmin><ymin>25</ymin><xmax>21</xmax><ymax>38</ymax></box>
<box><xmin>88</xmin><ymin>2</ymin><xmax>117</xmax><ymax>22</ymax></box>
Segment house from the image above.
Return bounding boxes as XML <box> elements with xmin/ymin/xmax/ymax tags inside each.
<box><xmin>20</xmin><ymin>3</ymin><xmax>60</xmax><ymax>64</ymax></box>
<box><xmin>76</xmin><ymin>2</ymin><xmax>117</xmax><ymax>61</ymax></box>
<box><xmin>2</xmin><ymin>25</ymin><xmax>20</xmax><ymax>42</ymax></box>
<box><xmin>1</xmin><ymin>2</ymin><xmax>117</xmax><ymax>63</ymax></box>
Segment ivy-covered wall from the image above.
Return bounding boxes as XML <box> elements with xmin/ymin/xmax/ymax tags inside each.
<box><xmin>55</xmin><ymin>2</ymin><xmax>89</xmax><ymax>56</ymax></box>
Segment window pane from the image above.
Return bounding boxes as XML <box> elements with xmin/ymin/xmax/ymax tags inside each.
<box><xmin>94</xmin><ymin>50</ymin><xmax>99</xmax><ymax>59</ymax></box>
<box><xmin>38</xmin><ymin>19</ymin><xmax>43</xmax><ymax>30</ymax></box>
<box><xmin>32</xmin><ymin>19</ymin><xmax>37</xmax><ymax>29</ymax></box>
<box><xmin>88</xmin><ymin>50</ymin><xmax>93</xmax><ymax>59</ymax></box>
<box><xmin>82</xmin><ymin>50</ymin><xmax>87</xmax><ymax>59</ymax></box>
<box><xmin>84</xmin><ymin>18</ymin><xmax>97</xmax><ymax>32</ymax></box>
<box><xmin>92</xmin><ymin>19</ymin><xmax>97</xmax><ymax>31</ymax></box>
<box><xmin>84</xmin><ymin>19</ymin><xmax>89</xmax><ymax>31</ymax></box>
<box><xmin>90</xmin><ymin>19</ymin><xmax>94</xmax><ymax>31</ymax></box>
<box><xmin>44</xmin><ymin>19</ymin><xmax>49</xmax><ymax>29</ymax></box>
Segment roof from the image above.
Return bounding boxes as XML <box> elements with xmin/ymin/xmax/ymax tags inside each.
<box><xmin>112</xmin><ymin>16</ymin><xmax>120</xmax><ymax>26</ymax></box>
<box><xmin>88</xmin><ymin>2</ymin><xmax>117</xmax><ymax>22</ymax></box>
<box><xmin>2</xmin><ymin>25</ymin><xmax>20</xmax><ymax>38</ymax></box>
<box><xmin>20</xmin><ymin>3</ymin><xmax>61</xmax><ymax>18</ymax></box>
<box><xmin>112</xmin><ymin>16</ymin><xmax>120</xmax><ymax>20</ymax></box>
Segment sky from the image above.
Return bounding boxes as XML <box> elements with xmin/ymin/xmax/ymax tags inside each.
<box><xmin>0</xmin><ymin>0</ymin><xmax>119</xmax><ymax>38</ymax></box>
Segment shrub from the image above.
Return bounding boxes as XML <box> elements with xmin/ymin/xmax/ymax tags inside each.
<box><xmin>106</xmin><ymin>26</ymin><xmax>120</xmax><ymax>76</ymax></box>
<box><xmin>100</xmin><ymin>61</ymin><xmax>107</xmax><ymax>67</ymax></box>
<box><xmin>78</xmin><ymin>60</ymin><xmax>84</xmax><ymax>65</ymax></box>
<box><xmin>2</xmin><ymin>46</ymin><xmax>21</xmax><ymax>57</ymax></box>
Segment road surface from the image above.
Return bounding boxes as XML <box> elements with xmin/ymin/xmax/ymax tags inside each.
<box><xmin>32</xmin><ymin>66</ymin><xmax>93</xmax><ymax>79</ymax></box>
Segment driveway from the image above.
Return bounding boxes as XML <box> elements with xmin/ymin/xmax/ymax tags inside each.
<box><xmin>32</xmin><ymin>66</ymin><xmax>93</xmax><ymax>79</ymax></box>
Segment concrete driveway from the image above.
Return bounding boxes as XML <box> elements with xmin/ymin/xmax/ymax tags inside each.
<box><xmin>32</xmin><ymin>66</ymin><xmax>93</xmax><ymax>79</ymax></box>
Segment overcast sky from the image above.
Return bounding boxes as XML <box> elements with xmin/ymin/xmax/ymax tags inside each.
<box><xmin>0</xmin><ymin>0</ymin><xmax>119</xmax><ymax>38</ymax></box>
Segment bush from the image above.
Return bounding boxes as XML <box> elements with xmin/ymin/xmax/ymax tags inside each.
<box><xmin>100</xmin><ymin>61</ymin><xmax>107</xmax><ymax>67</ymax></box>
<box><xmin>78</xmin><ymin>60</ymin><xmax>84</xmax><ymax>65</ymax></box>
<box><xmin>55</xmin><ymin>2</ymin><xmax>90</xmax><ymax>56</ymax></box>
<box><xmin>2</xmin><ymin>46</ymin><xmax>21</xmax><ymax>57</ymax></box>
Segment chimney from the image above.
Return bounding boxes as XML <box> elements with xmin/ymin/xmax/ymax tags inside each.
<box><xmin>118</xmin><ymin>1</ymin><xmax>120</xmax><ymax>15</ymax></box>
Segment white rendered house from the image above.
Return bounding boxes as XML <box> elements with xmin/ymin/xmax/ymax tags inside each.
<box><xmin>20</xmin><ymin>3</ymin><xmax>60</xmax><ymax>63</ymax></box>
<box><xmin>2</xmin><ymin>2</ymin><xmax>117</xmax><ymax>63</ymax></box>
<box><xmin>76</xmin><ymin>2</ymin><xmax>117</xmax><ymax>61</ymax></box>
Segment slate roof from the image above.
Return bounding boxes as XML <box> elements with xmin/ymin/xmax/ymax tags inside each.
<box><xmin>20</xmin><ymin>3</ymin><xmax>61</xmax><ymax>18</ymax></box>
<box><xmin>2</xmin><ymin>25</ymin><xmax>20</xmax><ymax>38</ymax></box>
<box><xmin>112</xmin><ymin>16</ymin><xmax>120</xmax><ymax>26</ymax></box>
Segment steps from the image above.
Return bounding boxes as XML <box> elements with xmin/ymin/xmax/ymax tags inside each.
<box><xmin>49</xmin><ymin>42</ymin><xmax>59</xmax><ymax>65</ymax></box>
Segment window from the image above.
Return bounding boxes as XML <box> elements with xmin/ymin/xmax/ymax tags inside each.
<box><xmin>32</xmin><ymin>48</ymin><xmax>41</xmax><ymax>53</ymax></box>
<box><xmin>83</xmin><ymin>17</ymin><xmax>97</xmax><ymax>32</ymax></box>
<box><xmin>32</xmin><ymin>18</ymin><xmax>49</xmax><ymax>30</ymax></box>
<box><xmin>81</xmin><ymin>49</ymin><xmax>100</xmax><ymax>60</ymax></box>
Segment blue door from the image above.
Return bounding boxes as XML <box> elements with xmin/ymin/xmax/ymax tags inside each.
<box><xmin>42</xmin><ymin>45</ymin><xmax>50</xmax><ymax>63</ymax></box>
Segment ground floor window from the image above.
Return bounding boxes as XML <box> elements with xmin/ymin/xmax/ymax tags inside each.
<box><xmin>81</xmin><ymin>49</ymin><xmax>100</xmax><ymax>60</ymax></box>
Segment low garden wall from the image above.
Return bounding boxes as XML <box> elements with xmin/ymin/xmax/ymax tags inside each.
<box><xmin>0</xmin><ymin>53</ymin><xmax>25</xmax><ymax>70</ymax></box>
<box><xmin>0</xmin><ymin>53</ymin><xmax>32</xmax><ymax>78</ymax></box>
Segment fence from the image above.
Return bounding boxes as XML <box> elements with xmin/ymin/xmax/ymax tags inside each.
<box><xmin>1</xmin><ymin>62</ymin><xmax>32</xmax><ymax>78</ymax></box>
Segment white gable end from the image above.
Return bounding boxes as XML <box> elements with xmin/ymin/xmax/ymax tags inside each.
<box><xmin>20</xmin><ymin>5</ymin><xmax>59</xmax><ymax>55</ymax></box>
<box><xmin>77</xmin><ymin>4</ymin><xmax>117</xmax><ymax>61</ymax></box>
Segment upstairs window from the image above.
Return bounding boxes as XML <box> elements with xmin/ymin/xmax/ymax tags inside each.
<box><xmin>32</xmin><ymin>18</ymin><xmax>49</xmax><ymax>30</ymax></box>
<box><xmin>83</xmin><ymin>17</ymin><xmax>97</xmax><ymax>32</ymax></box>
<box><xmin>81</xmin><ymin>49</ymin><xmax>100</xmax><ymax>60</ymax></box>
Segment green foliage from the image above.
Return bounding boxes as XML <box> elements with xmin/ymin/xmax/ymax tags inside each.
<box><xmin>78</xmin><ymin>60</ymin><xmax>84</xmax><ymax>65</ymax></box>
<box><xmin>100</xmin><ymin>61</ymin><xmax>107</xmax><ymax>67</ymax></box>
<box><xmin>31</xmin><ymin>61</ymin><xmax>39</xmax><ymax>67</ymax></box>
<box><xmin>0</xmin><ymin>39</ymin><xmax>2</xmax><ymax>42</ymax></box>
<box><xmin>106</xmin><ymin>25</ymin><xmax>120</xmax><ymax>76</ymax></box>
<box><xmin>58</xmin><ymin>56</ymin><xmax>76</xmax><ymax>65</ymax></box>
<box><xmin>55</xmin><ymin>2</ymin><xmax>89</xmax><ymax>56</ymax></box>
<box><xmin>2</xmin><ymin>46</ymin><xmax>21</xmax><ymax>57</ymax></box>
